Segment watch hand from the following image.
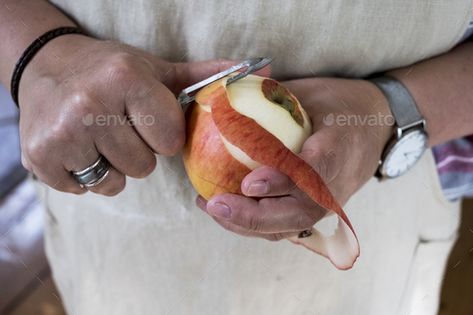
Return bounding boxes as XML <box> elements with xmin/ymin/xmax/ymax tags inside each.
<box><xmin>404</xmin><ymin>149</ymin><xmax>421</xmax><ymax>157</ymax></box>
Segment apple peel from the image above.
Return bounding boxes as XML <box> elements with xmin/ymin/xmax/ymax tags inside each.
<box><xmin>184</xmin><ymin>103</ymin><xmax>251</xmax><ymax>197</ymax></box>
<box><xmin>201</xmin><ymin>78</ymin><xmax>360</xmax><ymax>270</ymax></box>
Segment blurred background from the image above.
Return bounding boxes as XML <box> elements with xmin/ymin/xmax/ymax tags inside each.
<box><xmin>0</xmin><ymin>84</ymin><xmax>64</xmax><ymax>315</ymax></box>
<box><xmin>0</xmin><ymin>83</ymin><xmax>472</xmax><ymax>315</ymax></box>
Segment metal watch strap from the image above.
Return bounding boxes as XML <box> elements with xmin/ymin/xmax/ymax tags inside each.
<box><xmin>370</xmin><ymin>76</ymin><xmax>425</xmax><ymax>132</ymax></box>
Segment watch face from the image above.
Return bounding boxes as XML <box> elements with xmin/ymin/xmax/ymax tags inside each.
<box><xmin>380</xmin><ymin>130</ymin><xmax>428</xmax><ymax>178</ymax></box>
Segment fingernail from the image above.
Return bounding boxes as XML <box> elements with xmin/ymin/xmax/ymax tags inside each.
<box><xmin>247</xmin><ymin>180</ymin><xmax>270</xmax><ymax>195</ymax></box>
<box><xmin>207</xmin><ymin>202</ymin><xmax>232</xmax><ymax>219</ymax></box>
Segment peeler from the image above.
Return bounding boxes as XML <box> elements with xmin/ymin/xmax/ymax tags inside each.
<box><xmin>178</xmin><ymin>57</ymin><xmax>273</xmax><ymax>109</ymax></box>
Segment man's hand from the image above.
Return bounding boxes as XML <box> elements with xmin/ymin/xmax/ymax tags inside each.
<box><xmin>197</xmin><ymin>77</ymin><xmax>393</xmax><ymax>241</ymax></box>
<box><xmin>18</xmin><ymin>34</ymin><xmax>231</xmax><ymax>196</ymax></box>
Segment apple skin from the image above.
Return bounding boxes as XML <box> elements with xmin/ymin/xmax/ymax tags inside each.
<box><xmin>183</xmin><ymin>102</ymin><xmax>250</xmax><ymax>200</ymax></box>
<box><xmin>183</xmin><ymin>74</ymin><xmax>359</xmax><ymax>270</ymax></box>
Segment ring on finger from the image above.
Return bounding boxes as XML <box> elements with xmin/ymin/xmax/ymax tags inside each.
<box><xmin>72</xmin><ymin>155</ymin><xmax>111</xmax><ymax>188</ymax></box>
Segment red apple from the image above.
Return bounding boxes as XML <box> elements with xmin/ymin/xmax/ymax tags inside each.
<box><xmin>183</xmin><ymin>74</ymin><xmax>359</xmax><ymax>269</ymax></box>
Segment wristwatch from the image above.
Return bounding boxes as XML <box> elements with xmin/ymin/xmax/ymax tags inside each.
<box><xmin>370</xmin><ymin>76</ymin><xmax>428</xmax><ymax>179</ymax></box>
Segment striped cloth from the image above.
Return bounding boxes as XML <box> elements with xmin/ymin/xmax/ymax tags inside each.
<box><xmin>433</xmin><ymin>136</ymin><xmax>473</xmax><ymax>200</ymax></box>
<box><xmin>431</xmin><ymin>19</ymin><xmax>473</xmax><ymax>200</ymax></box>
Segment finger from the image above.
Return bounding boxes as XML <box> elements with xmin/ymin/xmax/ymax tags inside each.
<box><xmin>28</xmin><ymin>162</ymin><xmax>86</xmax><ymax>194</ymax></box>
<box><xmin>241</xmin><ymin>166</ymin><xmax>297</xmax><ymax>197</ymax></box>
<box><xmin>65</xmin><ymin>145</ymin><xmax>126</xmax><ymax>197</ymax></box>
<box><xmin>94</xmin><ymin>122</ymin><xmax>156</xmax><ymax>178</ymax></box>
<box><xmin>86</xmin><ymin>166</ymin><xmax>126</xmax><ymax>196</ymax></box>
<box><xmin>205</xmin><ymin>193</ymin><xmax>322</xmax><ymax>233</ymax></box>
<box><xmin>210</xmin><ymin>215</ymin><xmax>299</xmax><ymax>241</ymax></box>
<box><xmin>125</xmin><ymin>78</ymin><xmax>185</xmax><ymax>156</ymax></box>
<box><xmin>196</xmin><ymin>196</ymin><xmax>297</xmax><ymax>241</ymax></box>
<box><xmin>23</xmin><ymin>141</ymin><xmax>86</xmax><ymax>194</ymax></box>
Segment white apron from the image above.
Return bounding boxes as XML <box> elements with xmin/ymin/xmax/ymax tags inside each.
<box><xmin>37</xmin><ymin>1</ymin><xmax>473</xmax><ymax>314</ymax></box>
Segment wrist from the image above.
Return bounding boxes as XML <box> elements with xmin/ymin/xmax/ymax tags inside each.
<box><xmin>368</xmin><ymin>76</ymin><xmax>429</xmax><ymax>178</ymax></box>
<box><xmin>24</xmin><ymin>34</ymin><xmax>96</xmax><ymax>80</ymax></box>
<box><xmin>19</xmin><ymin>34</ymin><xmax>98</xmax><ymax>105</ymax></box>
<box><xmin>356</xmin><ymin>79</ymin><xmax>394</xmax><ymax>163</ymax></box>
<box><xmin>0</xmin><ymin>0</ymin><xmax>78</xmax><ymax>87</ymax></box>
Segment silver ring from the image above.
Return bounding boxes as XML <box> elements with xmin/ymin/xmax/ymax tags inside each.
<box><xmin>72</xmin><ymin>155</ymin><xmax>110</xmax><ymax>188</ymax></box>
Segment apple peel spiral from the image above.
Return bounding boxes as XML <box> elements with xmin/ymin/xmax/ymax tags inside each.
<box><xmin>183</xmin><ymin>74</ymin><xmax>359</xmax><ymax>270</ymax></box>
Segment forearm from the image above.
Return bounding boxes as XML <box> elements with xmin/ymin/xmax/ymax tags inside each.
<box><xmin>0</xmin><ymin>0</ymin><xmax>75</xmax><ymax>88</ymax></box>
<box><xmin>388</xmin><ymin>41</ymin><xmax>473</xmax><ymax>146</ymax></box>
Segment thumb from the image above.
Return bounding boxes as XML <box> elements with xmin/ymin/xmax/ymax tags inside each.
<box><xmin>240</xmin><ymin>130</ymin><xmax>343</xmax><ymax>198</ymax></box>
<box><xmin>241</xmin><ymin>166</ymin><xmax>295</xmax><ymax>197</ymax></box>
<box><xmin>167</xmin><ymin>59</ymin><xmax>272</xmax><ymax>93</ymax></box>
<box><xmin>299</xmin><ymin>128</ymin><xmax>343</xmax><ymax>185</ymax></box>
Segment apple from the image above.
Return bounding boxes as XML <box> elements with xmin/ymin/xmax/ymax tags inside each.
<box><xmin>183</xmin><ymin>74</ymin><xmax>359</xmax><ymax>269</ymax></box>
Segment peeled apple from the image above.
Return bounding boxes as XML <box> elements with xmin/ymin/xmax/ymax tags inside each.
<box><xmin>183</xmin><ymin>74</ymin><xmax>359</xmax><ymax>269</ymax></box>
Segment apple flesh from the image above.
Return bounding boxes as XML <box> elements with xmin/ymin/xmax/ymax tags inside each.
<box><xmin>184</xmin><ymin>75</ymin><xmax>311</xmax><ymax>198</ymax></box>
<box><xmin>183</xmin><ymin>74</ymin><xmax>359</xmax><ymax>269</ymax></box>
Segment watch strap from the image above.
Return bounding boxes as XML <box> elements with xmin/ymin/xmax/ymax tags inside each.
<box><xmin>370</xmin><ymin>76</ymin><xmax>424</xmax><ymax>131</ymax></box>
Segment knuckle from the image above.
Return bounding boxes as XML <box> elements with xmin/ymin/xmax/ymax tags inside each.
<box><xmin>105</xmin><ymin>53</ymin><xmax>137</xmax><ymax>83</ymax></box>
<box><xmin>301</xmin><ymin>145</ymin><xmax>324</xmax><ymax>165</ymax></box>
<box><xmin>64</xmin><ymin>91</ymin><xmax>100</xmax><ymax>131</ymax></box>
<box><xmin>295</xmin><ymin>213</ymin><xmax>312</xmax><ymax>231</ymax></box>
<box><xmin>340</xmin><ymin>129</ymin><xmax>356</xmax><ymax>146</ymax></box>
<box><xmin>246</xmin><ymin>214</ymin><xmax>263</xmax><ymax>232</ymax></box>
<box><xmin>267</xmin><ymin>233</ymin><xmax>285</xmax><ymax>242</ymax></box>
<box><xmin>25</xmin><ymin>136</ymin><xmax>50</xmax><ymax>164</ymax></box>
<box><xmin>48</xmin><ymin>116</ymin><xmax>77</xmax><ymax>143</ymax></box>
<box><xmin>67</xmin><ymin>90</ymin><xmax>96</xmax><ymax>110</ymax></box>
<box><xmin>311</xmin><ymin>150</ymin><xmax>333</xmax><ymax>182</ymax></box>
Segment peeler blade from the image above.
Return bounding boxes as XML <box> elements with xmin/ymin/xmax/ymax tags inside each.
<box><xmin>178</xmin><ymin>57</ymin><xmax>273</xmax><ymax>108</ymax></box>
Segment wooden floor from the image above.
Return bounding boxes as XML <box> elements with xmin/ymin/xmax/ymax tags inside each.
<box><xmin>438</xmin><ymin>198</ymin><xmax>473</xmax><ymax>315</ymax></box>
<box><xmin>5</xmin><ymin>200</ymin><xmax>473</xmax><ymax>315</ymax></box>
<box><xmin>7</xmin><ymin>276</ymin><xmax>65</xmax><ymax>315</ymax></box>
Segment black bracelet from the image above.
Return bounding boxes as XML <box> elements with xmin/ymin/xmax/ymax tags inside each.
<box><xmin>10</xmin><ymin>26</ymin><xmax>85</xmax><ymax>107</ymax></box>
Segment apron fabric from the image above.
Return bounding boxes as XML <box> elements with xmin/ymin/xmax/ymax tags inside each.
<box><xmin>38</xmin><ymin>1</ymin><xmax>473</xmax><ymax>314</ymax></box>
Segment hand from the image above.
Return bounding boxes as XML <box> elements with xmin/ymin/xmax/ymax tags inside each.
<box><xmin>197</xmin><ymin>77</ymin><xmax>393</xmax><ymax>241</ymax></box>
<box><xmin>19</xmin><ymin>34</ymin><xmax>232</xmax><ymax>196</ymax></box>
